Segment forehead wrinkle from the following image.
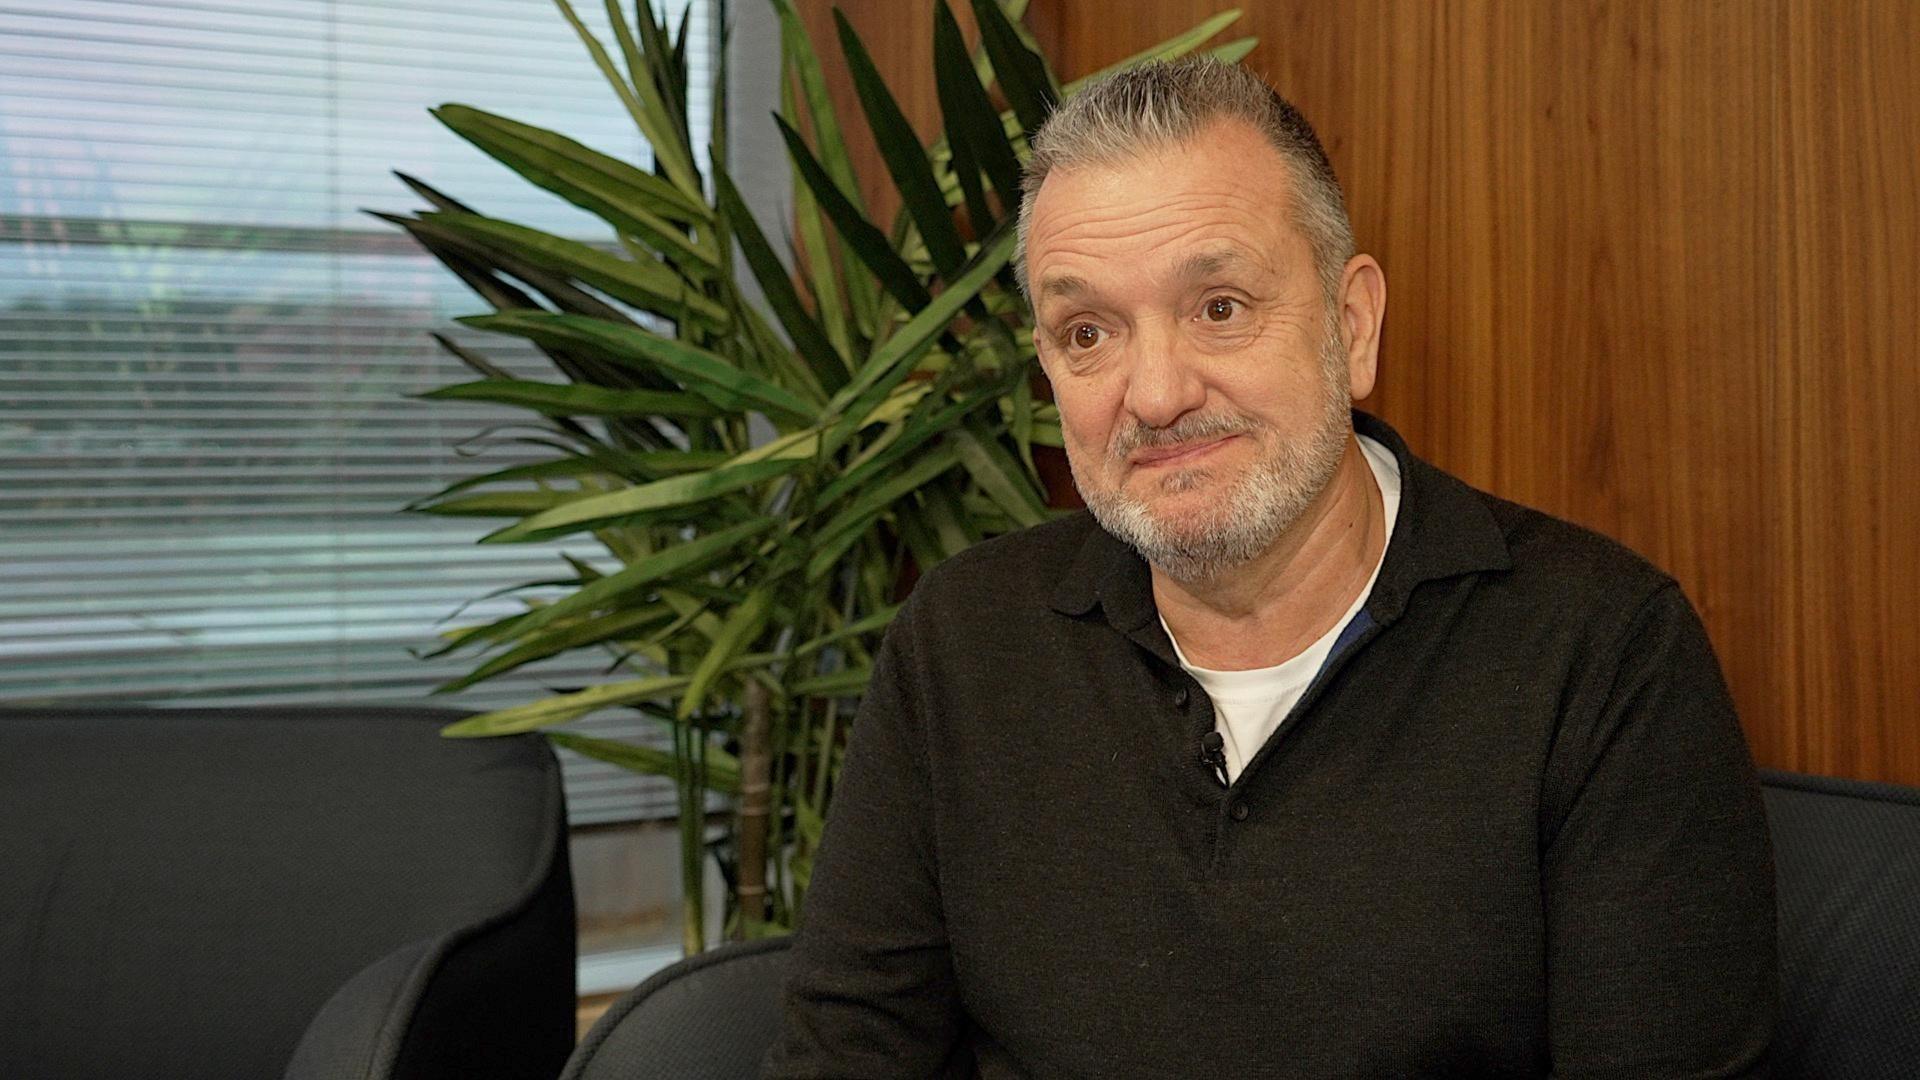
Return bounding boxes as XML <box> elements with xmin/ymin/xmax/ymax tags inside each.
<box><xmin>1030</xmin><ymin>214</ymin><xmax>1286</xmax><ymax>301</ymax></box>
<box><xmin>1037</xmin><ymin>190</ymin><xmax>1278</xmax><ymax>248</ymax></box>
<box><xmin>1036</xmin><ymin>231</ymin><xmax>1273</xmax><ymax>311</ymax></box>
<box><xmin>1036</xmin><ymin>216</ymin><xmax>1251</xmax><ymax>277</ymax></box>
<box><xmin>1028</xmin><ymin>167</ymin><xmax>1299</xmax><ymax>309</ymax></box>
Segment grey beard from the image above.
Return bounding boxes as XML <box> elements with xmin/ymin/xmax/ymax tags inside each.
<box><xmin>1072</xmin><ymin>349</ymin><xmax>1353</xmax><ymax>584</ymax></box>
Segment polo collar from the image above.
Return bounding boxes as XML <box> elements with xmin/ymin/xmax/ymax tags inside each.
<box><xmin>1047</xmin><ymin>411</ymin><xmax>1512</xmax><ymax>639</ymax></box>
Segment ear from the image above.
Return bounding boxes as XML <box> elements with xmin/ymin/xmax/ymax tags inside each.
<box><xmin>1337</xmin><ymin>254</ymin><xmax>1387</xmax><ymax>401</ymax></box>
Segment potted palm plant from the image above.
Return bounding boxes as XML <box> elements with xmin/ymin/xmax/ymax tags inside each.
<box><xmin>388</xmin><ymin>0</ymin><xmax>1253</xmax><ymax>953</ymax></box>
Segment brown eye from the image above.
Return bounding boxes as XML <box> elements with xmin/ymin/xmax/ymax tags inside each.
<box><xmin>1070</xmin><ymin>323</ymin><xmax>1103</xmax><ymax>349</ymax></box>
<box><xmin>1204</xmin><ymin>297</ymin><xmax>1238</xmax><ymax>322</ymax></box>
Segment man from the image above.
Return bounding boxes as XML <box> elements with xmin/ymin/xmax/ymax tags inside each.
<box><xmin>766</xmin><ymin>58</ymin><xmax>1775</xmax><ymax>1078</ymax></box>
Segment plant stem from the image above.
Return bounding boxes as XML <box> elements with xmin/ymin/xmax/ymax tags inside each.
<box><xmin>674</xmin><ymin>719</ymin><xmax>703</xmax><ymax>955</ymax></box>
<box><xmin>770</xmin><ymin>709</ymin><xmax>790</xmax><ymax>918</ymax></box>
<box><xmin>734</xmin><ymin>678</ymin><xmax>773</xmax><ymax>935</ymax></box>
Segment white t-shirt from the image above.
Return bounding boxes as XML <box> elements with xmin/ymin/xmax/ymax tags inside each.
<box><xmin>1163</xmin><ymin>435</ymin><xmax>1402</xmax><ymax>783</ymax></box>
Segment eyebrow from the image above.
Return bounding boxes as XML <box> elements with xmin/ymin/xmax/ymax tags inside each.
<box><xmin>1036</xmin><ymin>273</ymin><xmax>1092</xmax><ymax>302</ymax></box>
<box><xmin>1035</xmin><ymin>248</ymin><xmax>1256</xmax><ymax>305</ymax></box>
<box><xmin>1171</xmin><ymin>248</ymin><xmax>1252</xmax><ymax>282</ymax></box>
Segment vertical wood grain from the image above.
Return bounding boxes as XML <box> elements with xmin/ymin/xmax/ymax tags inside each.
<box><xmin>1769</xmin><ymin>0</ymin><xmax>1920</xmax><ymax>781</ymax></box>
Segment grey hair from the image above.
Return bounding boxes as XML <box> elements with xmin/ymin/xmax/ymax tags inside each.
<box><xmin>1013</xmin><ymin>57</ymin><xmax>1355</xmax><ymax>306</ymax></box>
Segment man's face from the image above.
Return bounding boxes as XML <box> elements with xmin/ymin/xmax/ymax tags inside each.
<box><xmin>1025</xmin><ymin>117</ymin><xmax>1367</xmax><ymax>580</ymax></box>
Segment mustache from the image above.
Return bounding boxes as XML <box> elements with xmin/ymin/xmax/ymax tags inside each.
<box><xmin>1107</xmin><ymin>412</ymin><xmax>1259</xmax><ymax>459</ymax></box>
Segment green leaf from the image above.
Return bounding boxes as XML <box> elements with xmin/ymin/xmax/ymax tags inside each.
<box><xmin>545</xmin><ymin>730</ymin><xmax>741</xmax><ymax>794</ymax></box>
<box><xmin>769</xmin><ymin>0</ymin><xmax>865</xmax><ymax>213</ymax></box>
<box><xmin>704</xmin><ymin>5</ymin><xmax>725</xmax><ymax>197</ymax></box>
<box><xmin>813</xmin><ymin>384</ymin><xmax>981</xmax><ymax>508</ymax></box>
<box><xmin>933</xmin><ymin>0</ymin><xmax>1023</xmax><ymax>211</ymax></box>
<box><xmin>484</xmin><ymin>455</ymin><xmax>805</xmax><ymax>543</ymax></box>
<box><xmin>392</xmin><ymin>172</ymin><xmax>480</xmax><ymax>217</ymax></box>
<box><xmin>950</xmin><ymin>421</ymin><xmax>1046</xmax><ymax>528</ymax></box>
<box><xmin>560</xmin><ymin>553</ymin><xmax>605</xmax><ymax>582</ymax></box>
<box><xmin>429</xmin><ymin>332</ymin><xmax>513</xmax><ymax>381</ymax></box>
<box><xmin>712</xmin><ymin>167</ymin><xmax>849</xmax><ymax>394</ymax></box>
<box><xmin>431</xmin><ymin>105</ymin><xmax>716</xmax><ymax>273</ymax></box>
<box><xmin>434</xmin><ymin>106</ymin><xmax>704</xmax><ymax>221</ymax></box>
<box><xmin>604</xmin><ymin>448</ymin><xmax>735</xmax><ymax>476</ymax></box>
<box><xmin>969</xmin><ymin>0</ymin><xmax>1029</xmax><ymax>86</ymax></box>
<box><xmin>414</xmin><ymin>212</ymin><xmax>728</xmax><ymax>329</ymax></box>
<box><xmin>552</xmin><ymin>0</ymin><xmax>703</xmax><ymax>199</ymax></box>
<box><xmin>443</xmin><ymin>673</ymin><xmax>691</xmax><ymax>735</ymax></box>
<box><xmin>472</xmin><ymin>519</ymin><xmax>774</xmax><ymax>649</ymax></box>
<box><xmin>414</xmin><ymin>448</ymin><xmax>732</xmax><ymax>514</ymax></box>
<box><xmin>418</xmin><ymin>607</ymin><xmax>532</xmax><ymax>660</ymax></box>
<box><xmin>674</xmin><ymin>5</ymin><xmax>693</xmax><ymax>79</ymax></box>
<box><xmin>396</xmin><ymin>225</ymin><xmax>554</xmax><ymax>327</ymax></box>
<box><xmin>969</xmin><ymin>0</ymin><xmax>1058</xmax><ymax>137</ymax></box>
<box><xmin>774</xmin><ymin>0</ymin><xmax>880</xmax><ymax>333</ymax></box>
<box><xmin>944</xmin><ymin>116</ymin><xmax>995</xmax><ymax>243</ymax></box>
<box><xmin>460</xmin><ymin>311</ymin><xmax>821</xmax><ymax>422</ymax></box>
<box><xmin>774</xmin><ymin>115</ymin><xmax>931</xmax><ymax>312</ymax></box>
<box><xmin>791</xmin><ymin>603</ymin><xmax>902</xmax><ymax>659</ymax></box>
<box><xmin>915</xmin><ymin>477</ymin><xmax>981</xmax><ymax>563</ymax></box>
<box><xmin>411</xmin><ymin>457</ymin><xmax>605</xmax><ymax>507</ymax></box>
<box><xmin>436</xmin><ymin>603</ymin><xmax>674</xmax><ymax>693</ymax></box>
<box><xmin>827</xmin><ymin>220</ymin><xmax>1016</xmax><ymax>420</ymax></box>
<box><xmin>1207</xmin><ymin>36</ymin><xmax>1258</xmax><ymax>65</ymax></box>
<box><xmin>621</xmin><ymin>0</ymin><xmax>688</xmax><ymax>149</ymax></box>
<box><xmin>833</xmin><ymin>9</ymin><xmax>969</xmax><ymax>279</ymax></box>
<box><xmin>412</xmin><ymin>490</ymin><xmax>581</xmax><ymax>518</ymax></box>
<box><xmin>677</xmin><ymin>588</ymin><xmax>774</xmax><ymax>719</ymax></box>
<box><xmin>806</xmin><ymin>442</ymin><xmax>962</xmax><ymax>580</ymax></box>
<box><xmin>998</xmin><ymin>0</ymin><xmax>1049</xmax><ymax>73</ymax></box>
<box><xmin>390</xmin><ymin>218</ymin><xmax>656</xmax><ymax>339</ymax></box>
<box><xmin>932</xmin><ymin>4</ymin><xmax>995</xmax><ymax>239</ymax></box>
<box><xmin>1061</xmin><ymin>10</ymin><xmax>1245</xmax><ymax>95</ymax></box>
<box><xmin>417</xmin><ymin>379</ymin><xmax>722</xmax><ymax>419</ymax></box>
<box><xmin>790</xmin><ymin>666</ymin><xmax>871</xmax><ymax>698</ymax></box>
<box><xmin>655</xmin><ymin>587</ymin><xmax>727</xmax><ymax>644</ymax></box>
<box><xmin>781</xmin><ymin>72</ymin><xmax>858</xmax><ymax>356</ymax></box>
<box><xmin>1010</xmin><ymin>368</ymin><xmax>1036</xmax><ymax>473</ymax></box>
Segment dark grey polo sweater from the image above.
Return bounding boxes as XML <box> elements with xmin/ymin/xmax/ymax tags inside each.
<box><xmin>766</xmin><ymin>412</ymin><xmax>1776</xmax><ymax>1079</ymax></box>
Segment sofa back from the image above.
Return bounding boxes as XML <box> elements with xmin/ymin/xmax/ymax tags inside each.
<box><xmin>1761</xmin><ymin>768</ymin><xmax>1920</xmax><ymax>1078</ymax></box>
<box><xmin>0</xmin><ymin>706</ymin><xmax>573</xmax><ymax>1080</ymax></box>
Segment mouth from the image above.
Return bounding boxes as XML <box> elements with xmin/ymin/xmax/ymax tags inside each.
<box><xmin>1128</xmin><ymin>434</ymin><xmax>1237</xmax><ymax>470</ymax></box>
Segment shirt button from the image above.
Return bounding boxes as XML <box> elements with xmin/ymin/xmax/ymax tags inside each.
<box><xmin>1230</xmin><ymin>802</ymin><xmax>1250</xmax><ymax>822</ymax></box>
<box><xmin>1173</xmin><ymin>686</ymin><xmax>1190</xmax><ymax>708</ymax></box>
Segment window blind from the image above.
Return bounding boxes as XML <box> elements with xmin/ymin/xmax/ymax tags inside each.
<box><xmin>0</xmin><ymin>0</ymin><xmax>718</xmax><ymax>825</ymax></box>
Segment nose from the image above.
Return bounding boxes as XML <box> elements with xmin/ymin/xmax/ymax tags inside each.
<box><xmin>1119</xmin><ymin>321</ymin><xmax>1207</xmax><ymax>432</ymax></box>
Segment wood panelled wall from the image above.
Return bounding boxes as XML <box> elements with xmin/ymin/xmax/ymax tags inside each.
<box><xmin>797</xmin><ymin>2</ymin><xmax>1920</xmax><ymax>785</ymax></box>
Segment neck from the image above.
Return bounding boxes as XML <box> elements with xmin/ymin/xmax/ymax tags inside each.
<box><xmin>1153</xmin><ymin>436</ymin><xmax>1385</xmax><ymax>669</ymax></box>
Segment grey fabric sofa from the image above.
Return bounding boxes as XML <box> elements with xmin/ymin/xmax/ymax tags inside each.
<box><xmin>0</xmin><ymin>706</ymin><xmax>575</xmax><ymax>1080</ymax></box>
<box><xmin>1760</xmin><ymin>768</ymin><xmax>1920</xmax><ymax>1077</ymax></box>
<box><xmin>565</xmin><ymin>935</ymin><xmax>792</xmax><ymax>1080</ymax></box>
<box><xmin>562</xmin><ymin>768</ymin><xmax>1920</xmax><ymax>1080</ymax></box>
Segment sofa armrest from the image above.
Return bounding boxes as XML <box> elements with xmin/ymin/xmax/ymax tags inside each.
<box><xmin>283</xmin><ymin>819</ymin><xmax>576</xmax><ymax>1080</ymax></box>
<box><xmin>284</xmin><ymin>938</ymin><xmax>441</xmax><ymax>1080</ymax></box>
<box><xmin>561</xmin><ymin>937</ymin><xmax>791</xmax><ymax>1080</ymax></box>
<box><xmin>283</xmin><ymin>891</ymin><xmax>574</xmax><ymax>1080</ymax></box>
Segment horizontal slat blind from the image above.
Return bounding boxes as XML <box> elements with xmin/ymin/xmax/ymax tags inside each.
<box><xmin>0</xmin><ymin>0</ymin><xmax>717</xmax><ymax>825</ymax></box>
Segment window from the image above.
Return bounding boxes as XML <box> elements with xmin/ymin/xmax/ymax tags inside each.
<box><xmin>0</xmin><ymin>0</ymin><xmax>718</xmax><ymax>827</ymax></box>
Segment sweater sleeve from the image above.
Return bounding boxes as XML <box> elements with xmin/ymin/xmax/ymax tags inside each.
<box><xmin>1540</xmin><ymin>583</ymin><xmax>1779</xmax><ymax>1078</ymax></box>
<box><xmin>762</xmin><ymin>600</ymin><xmax>972</xmax><ymax>1079</ymax></box>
